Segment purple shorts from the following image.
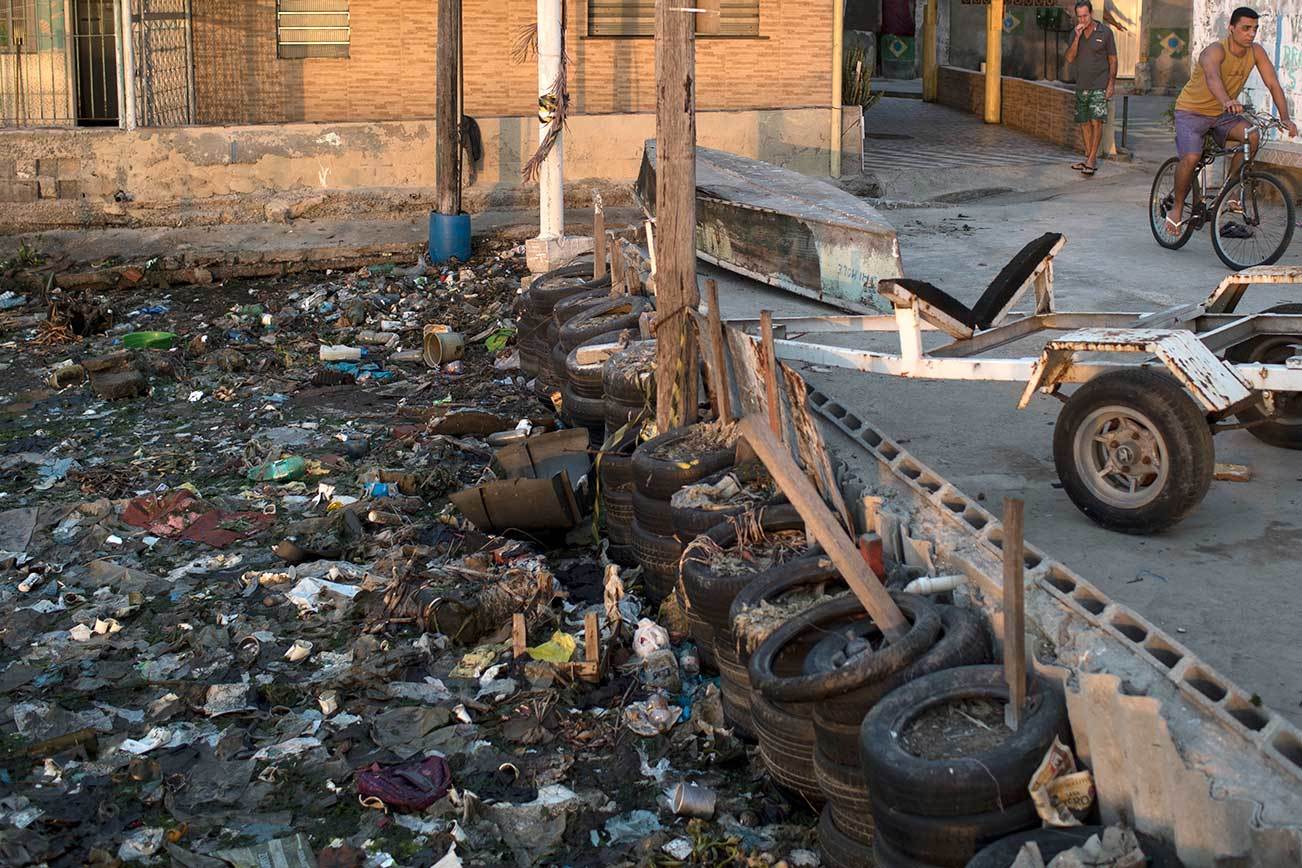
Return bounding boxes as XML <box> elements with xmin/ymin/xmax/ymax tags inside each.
<box><xmin>1174</xmin><ymin>110</ymin><xmax>1245</xmax><ymax>156</ymax></box>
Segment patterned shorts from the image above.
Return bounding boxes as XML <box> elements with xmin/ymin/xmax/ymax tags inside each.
<box><xmin>1075</xmin><ymin>89</ymin><xmax>1109</xmax><ymax>123</ymax></box>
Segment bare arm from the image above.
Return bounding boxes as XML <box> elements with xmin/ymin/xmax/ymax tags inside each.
<box><xmin>1199</xmin><ymin>43</ymin><xmax>1237</xmax><ymax>110</ymax></box>
<box><xmin>1253</xmin><ymin>43</ymin><xmax>1297</xmax><ymax>134</ymax></box>
<box><xmin>1065</xmin><ymin>28</ymin><xmax>1083</xmax><ymax>64</ymax></box>
<box><xmin>1106</xmin><ymin>54</ymin><xmax>1118</xmax><ymax>97</ymax></box>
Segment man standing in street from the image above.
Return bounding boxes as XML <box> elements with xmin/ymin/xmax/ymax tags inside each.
<box><xmin>1065</xmin><ymin>0</ymin><xmax>1117</xmax><ymax>176</ymax></box>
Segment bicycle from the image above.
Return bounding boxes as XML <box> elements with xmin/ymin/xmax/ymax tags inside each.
<box><xmin>1148</xmin><ymin>108</ymin><xmax>1296</xmax><ymax>270</ymax></box>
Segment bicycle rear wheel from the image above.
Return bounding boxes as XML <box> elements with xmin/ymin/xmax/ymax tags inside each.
<box><xmin>1149</xmin><ymin>157</ymin><xmax>1198</xmax><ymax>250</ymax></box>
<box><xmin>1211</xmin><ymin>172</ymin><xmax>1296</xmax><ymax>269</ymax></box>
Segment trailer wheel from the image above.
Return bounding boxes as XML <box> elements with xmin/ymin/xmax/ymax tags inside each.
<box><xmin>1228</xmin><ymin>304</ymin><xmax>1302</xmax><ymax>449</ymax></box>
<box><xmin>1053</xmin><ymin>370</ymin><xmax>1213</xmax><ymax>534</ymax></box>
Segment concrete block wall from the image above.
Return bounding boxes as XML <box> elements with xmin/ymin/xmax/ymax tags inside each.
<box><xmin>937</xmin><ymin>66</ymin><xmax>1076</xmax><ymax>149</ymax></box>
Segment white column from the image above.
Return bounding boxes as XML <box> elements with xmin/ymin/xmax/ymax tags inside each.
<box><xmin>537</xmin><ymin>0</ymin><xmax>563</xmax><ymax>241</ymax></box>
<box><xmin>119</xmin><ymin>0</ymin><xmax>137</xmax><ymax>129</ymax></box>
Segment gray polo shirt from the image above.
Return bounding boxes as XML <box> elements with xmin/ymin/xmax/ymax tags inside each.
<box><xmin>1074</xmin><ymin>22</ymin><xmax>1117</xmax><ymax>92</ymax></box>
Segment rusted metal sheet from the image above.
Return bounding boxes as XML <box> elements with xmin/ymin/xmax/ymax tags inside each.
<box><xmin>637</xmin><ymin>141</ymin><xmax>903</xmax><ymax>313</ymax></box>
<box><xmin>1019</xmin><ymin>328</ymin><xmax>1253</xmax><ymax>412</ymax></box>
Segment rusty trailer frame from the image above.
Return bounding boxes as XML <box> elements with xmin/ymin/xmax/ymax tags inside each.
<box><xmin>724</xmin><ymin>261</ymin><xmax>1302</xmax><ymax>532</ymax></box>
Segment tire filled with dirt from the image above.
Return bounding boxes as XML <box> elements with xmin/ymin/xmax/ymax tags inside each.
<box><xmin>602</xmin><ymin>340</ymin><xmax>656</xmax><ymax>442</ymax></box>
<box><xmin>749</xmin><ymin>593</ymin><xmax>940</xmax><ymax>806</ymax></box>
<box><xmin>718</xmin><ymin>554</ymin><xmax>842</xmax><ymax>741</ymax></box>
<box><xmin>629</xmin><ymin>422</ymin><xmax>738</xmax><ymax>611</ymax></box>
<box><xmin>680</xmin><ymin>504</ymin><xmax>813</xmax><ymax>674</ymax></box>
<box><xmin>860</xmin><ymin>665</ymin><xmax>1071</xmax><ymax>867</ymax></box>
<box><xmin>519</xmin><ymin>264</ymin><xmax>608</xmax><ymax>376</ymax></box>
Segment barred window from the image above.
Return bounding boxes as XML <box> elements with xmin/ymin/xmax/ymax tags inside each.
<box><xmin>587</xmin><ymin>0</ymin><xmax>759</xmax><ymax>37</ymax></box>
<box><xmin>277</xmin><ymin>0</ymin><xmax>349</xmax><ymax>59</ymax></box>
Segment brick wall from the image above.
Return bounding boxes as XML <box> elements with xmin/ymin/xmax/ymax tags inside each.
<box><xmin>937</xmin><ymin>66</ymin><xmax>1076</xmax><ymax>149</ymax></box>
<box><xmin>190</xmin><ymin>0</ymin><xmax>832</xmax><ymax>124</ymax></box>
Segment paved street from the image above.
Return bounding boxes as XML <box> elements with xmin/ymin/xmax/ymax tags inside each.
<box><xmin>721</xmin><ymin>97</ymin><xmax>1302</xmax><ymax>727</ymax></box>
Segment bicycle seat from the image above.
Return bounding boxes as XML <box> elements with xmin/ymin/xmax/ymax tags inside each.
<box><xmin>880</xmin><ymin>232</ymin><xmax>1066</xmax><ymax>339</ymax></box>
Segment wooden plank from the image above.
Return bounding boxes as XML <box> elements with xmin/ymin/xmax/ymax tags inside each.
<box><xmin>1003</xmin><ymin>497</ymin><xmax>1026</xmax><ymax>730</ymax></box>
<box><xmin>760</xmin><ymin>311</ymin><xmax>782</xmax><ymax>439</ymax></box>
<box><xmin>782</xmin><ymin>363</ymin><xmax>854</xmax><ymax>533</ymax></box>
<box><xmin>704</xmin><ymin>280</ymin><xmax>731</xmax><ymax>421</ymax></box>
<box><xmin>512</xmin><ymin>613</ymin><xmax>526</xmax><ymax>659</ymax></box>
<box><xmin>738</xmin><ymin>415</ymin><xmax>908</xmax><ymax>641</ymax></box>
<box><xmin>593</xmin><ymin>199</ymin><xmax>606</xmax><ymax>280</ymax></box>
<box><xmin>584</xmin><ymin>611</ymin><xmax>600</xmax><ymax>682</ymax></box>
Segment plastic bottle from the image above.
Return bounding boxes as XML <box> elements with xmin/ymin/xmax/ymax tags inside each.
<box><xmin>320</xmin><ymin>345</ymin><xmax>365</xmax><ymax>361</ymax></box>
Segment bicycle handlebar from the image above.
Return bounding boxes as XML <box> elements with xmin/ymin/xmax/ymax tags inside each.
<box><xmin>1240</xmin><ymin>109</ymin><xmax>1290</xmax><ymax>134</ymax></box>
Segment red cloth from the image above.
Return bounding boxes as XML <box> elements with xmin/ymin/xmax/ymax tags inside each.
<box><xmin>355</xmin><ymin>756</ymin><xmax>452</xmax><ymax>813</ymax></box>
<box><xmin>121</xmin><ymin>490</ymin><xmax>273</xmax><ymax>548</ymax></box>
<box><xmin>882</xmin><ymin>0</ymin><xmax>916</xmax><ymax>36</ymax></box>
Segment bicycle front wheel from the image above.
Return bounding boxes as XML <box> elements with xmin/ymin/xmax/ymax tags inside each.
<box><xmin>1211</xmin><ymin>172</ymin><xmax>1296</xmax><ymax>269</ymax></box>
<box><xmin>1149</xmin><ymin>157</ymin><xmax>1197</xmax><ymax>250</ymax></box>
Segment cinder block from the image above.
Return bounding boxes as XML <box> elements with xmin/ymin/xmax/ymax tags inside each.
<box><xmin>56</xmin><ymin>179</ymin><xmax>82</xmax><ymax>199</ymax></box>
<box><xmin>37</xmin><ymin>177</ymin><xmax>58</xmax><ymax>199</ymax></box>
<box><xmin>0</xmin><ymin>159</ymin><xmax>15</xmax><ymax>178</ymax></box>
<box><xmin>0</xmin><ymin>179</ymin><xmax>38</xmax><ymax>202</ymax></box>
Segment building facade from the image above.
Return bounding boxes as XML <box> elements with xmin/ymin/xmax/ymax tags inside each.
<box><xmin>0</xmin><ymin>0</ymin><xmax>844</xmax><ymax>231</ymax></box>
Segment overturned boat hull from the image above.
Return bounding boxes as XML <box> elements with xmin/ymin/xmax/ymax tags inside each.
<box><xmin>636</xmin><ymin>140</ymin><xmax>903</xmax><ymax>313</ymax></box>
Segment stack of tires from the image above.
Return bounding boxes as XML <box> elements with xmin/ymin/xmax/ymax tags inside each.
<box><xmin>518</xmin><ymin>264</ymin><xmax>609</xmax><ymax>383</ymax></box>
<box><xmin>860</xmin><ymin>665</ymin><xmax>1069</xmax><ymax>868</ymax></box>
<box><xmin>745</xmin><ymin>592</ymin><xmax>928</xmax><ymax>808</ymax></box>
<box><xmin>602</xmin><ymin>340</ymin><xmax>656</xmax><ymax>443</ymax></box>
<box><xmin>718</xmin><ymin>554</ymin><xmax>838</xmax><ymax>744</ymax></box>
<box><xmin>555</xmin><ymin>297</ymin><xmax>651</xmax><ymax>439</ymax></box>
<box><xmin>563</xmin><ymin>329</ymin><xmax>638</xmax><ymax>445</ymax></box>
<box><xmin>683</xmin><ymin>506</ymin><xmax>817</xmax><ymax>737</ymax></box>
<box><xmin>597</xmin><ymin>341</ymin><xmax>657</xmax><ymax>569</ymax></box>
<box><xmin>629</xmin><ymin>425</ymin><xmax>735</xmax><ymax>607</ymax></box>
<box><xmin>803</xmin><ymin>602</ymin><xmax>991</xmax><ymax>867</ymax></box>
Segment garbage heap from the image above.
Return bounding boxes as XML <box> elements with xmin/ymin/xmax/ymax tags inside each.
<box><xmin>0</xmin><ymin>247</ymin><xmax>1153</xmax><ymax>868</ymax></box>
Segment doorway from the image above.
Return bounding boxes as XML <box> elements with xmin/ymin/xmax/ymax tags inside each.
<box><xmin>73</xmin><ymin>0</ymin><xmax>117</xmax><ymax>125</ymax></box>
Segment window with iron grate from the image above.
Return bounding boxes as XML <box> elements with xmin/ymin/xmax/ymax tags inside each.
<box><xmin>277</xmin><ymin>0</ymin><xmax>349</xmax><ymax>59</ymax></box>
<box><xmin>587</xmin><ymin>0</ymin><xmax>758</xmax><ymax>37</ymax></box>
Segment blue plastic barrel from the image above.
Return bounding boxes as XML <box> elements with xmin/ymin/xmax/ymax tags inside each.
<box><xmin>429</xmin><ymin>212</ymin><xmax>472</xmax><ymax>263</ymax></box>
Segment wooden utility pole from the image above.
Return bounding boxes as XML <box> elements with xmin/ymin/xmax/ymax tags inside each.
<box><xmin>985</xmin><ymin>0</ymin><xmax>1003</xmax><ymax>123</ymax></box>
<box><xmin>654</xmin><ymin>0</ymin><xmax>700</xmax><ymax>433</ymax></box>
<box><xmin>435</xmin><ymin>0</ymin><xmax>462</xmax><ymax>215</ymax></box>
<box><xmin>922</xmin><ymin>0</ymin><xmax>938</xmax><ymax>102</ymax></box>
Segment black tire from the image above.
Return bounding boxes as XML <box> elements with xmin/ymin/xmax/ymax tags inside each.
<box><xmin>631</xmin><ymin>425</ymin><xmax>736</xmax><ymax>500</ymax></box>
<box><xmin>818</xmin><ymin>806</ymin><xmax>874</xmax><ymax>868</ymax></box>
<box><xmin>859</xmin><ymin>665</ymin><xmax>1070</xmax><ymax>818</ymax></box>
<box><xmin>875</xmin><ymin>834</ymin><xmax>945</xmax><ymax>868</ymax></box>
<box><xmin>607</xmin><ymin>542</ymin><xmax>638</xmax><ymax>567</ymax></box>
<box><xmin>550</xmin><ymin>290</ymin><xmax>610</xmax><ymax>332</ymax></box>
<box><xmin>605</xmin><ymin>401</ymin><xmax>649</xmax><ymax>443</ymax></box>
<box><xmin>598</xmin><ymin>451</ymin><xmax>634</xmax><ymax>490</ymax></box>
<box><xmin>631</xmin><ymin>519</ymin><xmax>683</xmax><ymax>599</ymax></box>
<box><xmin>603</xmin><ymin>340</ymin><xmax>657</xmax><ymax>405</ymax></box>
<box><xmin>632</xmin><ymin>488</ymin><xmax>677</xmax><ymax>537</ymax></box>
<box><xmin>1053</xmin><ymin>369</ymin><xmax>1214</xmax><ymax>534</ymax></box>
<box><xmin>1149</xmin><ymin>156</ymin><xmax>1198</xmax><ymax>250</ymax></box>
<box><xmin>603</xmin><ymin>485</ymin><xmax>634</xmax><ymax>545</ymax></box>
<box><xmin>715</xmin><ymin>641</ymin><xmax>756</xmax><ymax>738</ymax></box>
<box><xmin>567</xmin><ymin>330</ymin><xmax>635</xmax><ymax>399</ymax></box>
<box><xmin>1228</xmin><ymin>306</ymin><xmax>1302</xmax><ymax>449</ymax></box>
<box><xmin>751</xmin><ymin>693</ymin><xmax>823</xmax><ymax>804</ymax></box>
<box><xmin>1210</xmin><ymin>171</ymin><xmax>1296</xmax><ymax>270</ymax></box>
<box><xmin>810</xmin><ymin>604</ymin><xmax>992</xmax><ymax>748</ymax></box>
<box><xmin>871</xmin><ymin>795</ymin><xmax>1039</xmax><ymax>867</ymax></box>
<box><xmin>560</xmin><ymin>297</ymin><xmax>653</xmax><ymax>351</ymax></box>
<box><xmin>815</xmin><ymin>746</ymin><xmax>875</xmax><ymax>844</ymax></box>
<box><xmin>559</xmin><ymin>384</ymin><xmax>606</xmax><ymax>426</ymax></box>
<box><xmin>965</xmin><ymin>826</ymin><xmax>1180</xmax><ymax>868</ymax></box>
<box><xmin>685</xmin><ymin>505</ymin><xmax>814</xmax><ymax>637</ymax></box>
<box><xmin>668</xmin><ymin>465</ymin><xmax>755</xmax><ymax>539</ymax></box>
<box><xmin>750</xmin><ymin>594</ymin><xmax>941</xmax><ymax>704</ymax></box>
<box><xmin>527</xmin><ymin>265</ymin><xmax>610</xmax><ymax>315</ymax></box>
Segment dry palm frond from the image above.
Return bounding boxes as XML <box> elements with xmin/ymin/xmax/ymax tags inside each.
<box><xmin>521</xmin><ymin>0</ymin><xmax>571</xmax><ymax>182</ymax></box>
<box><xmin>511</xmin><ymin>22</ymin><xmax>538</xmax><ymax>64</ymax></box>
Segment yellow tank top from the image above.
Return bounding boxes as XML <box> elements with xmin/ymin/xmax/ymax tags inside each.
<box><xmin>1177</xmin><ymin>38</ymin><xmax>1256</xmax><ymax>116</ymax></box>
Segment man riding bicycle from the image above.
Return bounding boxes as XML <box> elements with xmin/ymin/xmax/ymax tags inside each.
<box><xmin>1166</xmin><ymin>6</ymin><xmax>1296</xmax><ymax>235</ymax></box>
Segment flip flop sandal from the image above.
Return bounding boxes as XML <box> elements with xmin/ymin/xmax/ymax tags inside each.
<box><xmin>1081</xmin><ymin>165</ymin><xmax>1097</xmax><ymax>176</ymax></box>
<box><xmin>1070</xmin><ymin>162</ymin><xmax>1088</xmax><ymax>170</ymax></box>
<box><xmin>1164</xmin><ymin>216</ymin><xmax>1186</xmax><ymax>233</ymax></box>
